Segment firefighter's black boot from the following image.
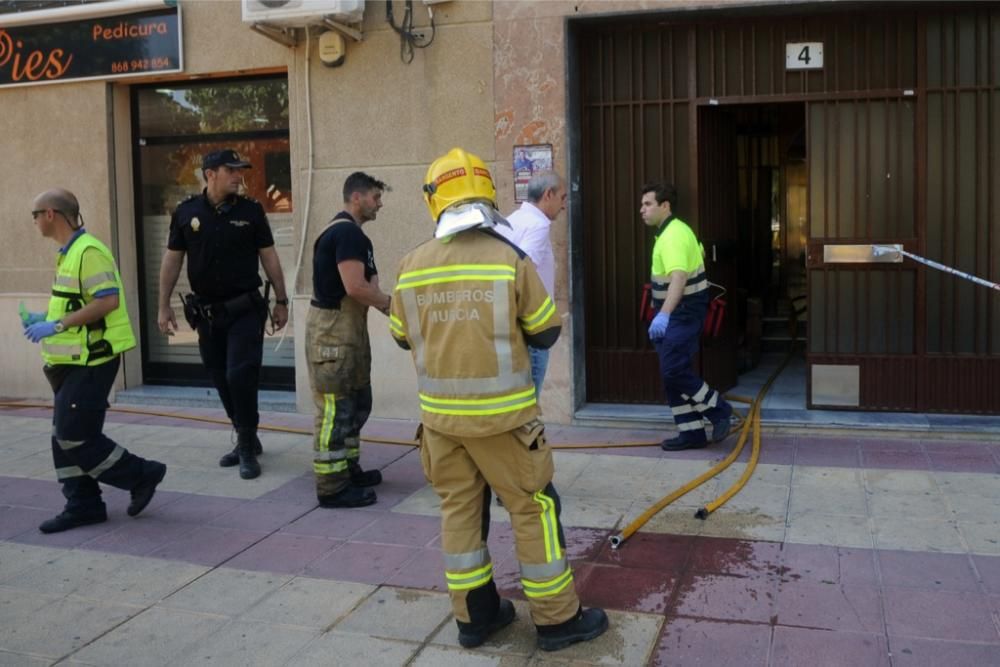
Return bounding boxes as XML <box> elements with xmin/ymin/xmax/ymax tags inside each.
<box><xmin>536</xmin><ymin>607</ymin><xmax>609</xmax><ymax>652</ymax></box>
<box><xmin>318</xmin><ymin>484</ymin><xmax>376</xmax><ymax>508</ymax></box>
<box><xmin>348</xmin><ymin>461</ymin><xmax>382</xmax><ymax>487</ymax></box>
<box><xmin>220</xmin><ymin>434</ymin><xmax>262</xmax><ymax>467</ymax></box>
<box><xmin>457</xmin><ymin>598</ymin><xmax>516</xmax><ymax>649</ymax></box>
<box><xmin>236</xmin><ymin>431</ymin><xmax>261</xmax><ymax>480</ymax></box>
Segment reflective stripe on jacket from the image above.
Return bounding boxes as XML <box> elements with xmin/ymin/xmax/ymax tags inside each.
<box><xmin>390</xmin><ymin>229</ymin><xmax>560</xmax><ymax>437</ymax></box>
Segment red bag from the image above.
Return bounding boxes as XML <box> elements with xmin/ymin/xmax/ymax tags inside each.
<box><xmin>703</xmin><ymin>297</ymin><xmax>726</xmax><ymax>338</ymax></box>
<box><xmin>639</xmin><ymin>283</ymin><xmax>656</xmax><ymax>323</ymax></box>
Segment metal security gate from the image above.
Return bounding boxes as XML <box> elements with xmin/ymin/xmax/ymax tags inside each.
<box><xmin>574</xmin><ymin>4</ymin><xmax>1000</xmax><ymax>412</ymax></box>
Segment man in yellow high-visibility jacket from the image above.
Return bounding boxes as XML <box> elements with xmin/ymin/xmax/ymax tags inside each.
<box><xmin>390</xmin><ymin>149</ymin><xmax>608</xmax><ymax>652</ymax></box>
<box><xmin>23</xmin><ymin>188</ymin><xmax>167</xmax><ymax>534</ymax></box>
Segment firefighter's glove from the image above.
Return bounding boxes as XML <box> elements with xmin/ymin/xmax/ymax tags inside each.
<box><xmin>648</xmin><ymin>312</ymin><xmax>670</xmax><ymax>341</ymax></box>
<box><xmin>24</xmin><ymin>320</ymin><xmax>58</xmax><ymax>343</ymax></box>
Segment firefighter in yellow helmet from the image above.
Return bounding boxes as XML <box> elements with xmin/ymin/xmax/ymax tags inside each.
<box><xmin>389</xmin><ymin>148</ymin><xmax>608</xmax><ymax>651</ymax></box>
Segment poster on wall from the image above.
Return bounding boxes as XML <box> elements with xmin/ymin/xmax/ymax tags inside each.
<box><xmin>513</xmin><ymin>144</ymin><xmax>553</xmax><ymax>202</ymax></box>
<box><xmin>0</xmin><ymin>7</ymin><xmax>182</xmax><ymax>88</ymax></box>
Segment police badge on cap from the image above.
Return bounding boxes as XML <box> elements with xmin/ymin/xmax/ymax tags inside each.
<box><xmin>202</xmin><ymin>149</ymin><xmax>252</xmax><ymax>171</ymax></box>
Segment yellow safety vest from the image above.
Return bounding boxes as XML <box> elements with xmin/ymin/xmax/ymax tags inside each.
<box><xmin>42</xmin><ymin>233</ymin><xmax>136</xmax><ymax>366</ymax></box>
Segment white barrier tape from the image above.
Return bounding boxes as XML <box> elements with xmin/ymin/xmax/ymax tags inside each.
<box><xmin>872</xmin><ymin>245</ymin><xmax>1000</xmax><ymax>292</ymax></box>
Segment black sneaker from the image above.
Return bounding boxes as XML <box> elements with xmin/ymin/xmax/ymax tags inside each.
<box><xmin>128</xmin><ymin>461</ymin><xmax>167</xmax><ymax>517</ymax></box>
<box><xmin>38</xmin><ymin>509</ymin><xmax>107</xmax><ymax>534</ymax></box>
<box><xmin>458</xmin><ymin>599</ymin><xmax>516</xmax><ymax>649</ymax></box>
<box><xmin>318</xmin><ymin>485</ymin><xmax>377</xmax><ymax>508</ymax></box>
<box><xmin>660</xmin><ymin>436</ymin><xmax>707</xmax><ymax>451</ymax></box>
<box><xmin>219</xmin><ymin>436</ymin><xmax>262</xmax><ymax>467</ymax></box>
<box><xmin>537</xmin><ymin>607</ymin><xmax>609</xmax><ymax>652</ymax></box>
<box><xmin>348</xmin><ymin>462</ymin><xmax>382</xmax><ymax>488</ymax></box>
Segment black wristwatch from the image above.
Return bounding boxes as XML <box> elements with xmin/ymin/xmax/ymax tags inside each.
<box><xmin>274</xmin><ymin>298</ymin><xmax>289</xmax><ymax>306</ymax></box>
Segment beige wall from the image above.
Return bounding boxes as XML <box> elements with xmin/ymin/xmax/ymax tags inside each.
<box><xmin>0</xmin><ymin>0</ymin><xmax>781</xmax><ymax>420</ymax></box>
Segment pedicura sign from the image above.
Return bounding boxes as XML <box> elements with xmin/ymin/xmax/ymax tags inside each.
<box><xmin>0</xmin><ymin>7</ymin><xmax>181</xmax><ymax>88</ymax></box>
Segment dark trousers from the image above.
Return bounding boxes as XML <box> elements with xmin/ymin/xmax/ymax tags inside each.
<box><xmin>50</xmin><ymin>357</ymin><xmax>148</xmax><ymax>514</ymax></box>
<box><xmin>196</xmin><ymin>306</ymin><xmax>265</xmax><ymax>436</ymax></box>
<box><xmin>653</xmin><ymin>314</ymin><xmax>731</xmax><ymax>444</ymax></box>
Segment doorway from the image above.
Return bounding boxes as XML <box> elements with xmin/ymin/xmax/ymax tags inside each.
<box><xmin>697</xmin><ymin>103</ymin><xmax>808</xmax><ymax>400</ymax></box>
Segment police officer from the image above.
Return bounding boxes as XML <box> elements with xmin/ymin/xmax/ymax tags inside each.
<box><xmin>157</xmin><ymin>149</ymin><xmax>289</xmax><ymax>480</ymax></box>
<box><xmin>23</xmin><ymin>188</ymin><xmax>167</xmax><ymax>533</ymax></box>
<box><xmin>641</xmin><ymin>182</ymin><xmax>732</xmax><ymax>450</ymax></box>
<box><xmin>390</xmin><ymin>148</ymin><xmax>608</xmax><ymax>652</ymax></box>
<box><xmin>306</xmin><ymin>172</ymin><xmax>392</xmax><ymax>508</ymax></box>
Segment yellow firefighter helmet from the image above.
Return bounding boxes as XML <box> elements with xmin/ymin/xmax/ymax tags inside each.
<box><xmin>422</xmin><ymin>148</ymin><xmax>497</xmax><ymax>222</ymax></box>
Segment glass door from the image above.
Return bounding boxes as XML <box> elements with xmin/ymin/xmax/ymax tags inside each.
<box><xmin>132</xmin><ymin>74</ymin><xmax>295</xmax><ymax>389</ymax></box>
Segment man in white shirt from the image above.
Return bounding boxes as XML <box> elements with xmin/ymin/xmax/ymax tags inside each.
<box><xmin>499</xmin><ymin>172</ymin><xmax>566</xmax><ymax>396</ymax></box>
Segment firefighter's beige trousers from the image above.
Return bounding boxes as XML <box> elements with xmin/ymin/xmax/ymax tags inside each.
<box><xmin>305</xmin><ymin>298</ymin><xmax>372</xmax><ymax>497</ymax></box>
<box><xmin>421</xmin><ymin>422</ymin><xmax>581</xmax><ymax>626</ymax></box>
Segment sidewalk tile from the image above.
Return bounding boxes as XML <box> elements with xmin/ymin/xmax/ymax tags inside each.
<box><xmin>867</xmin><ymin>490</ymin><xmax>950</xmax><ymax>519</ymax></box>
<box><xmin>862</xmin><ymin>450</ymin><xmax>932</xmax><ymax>470</ymax></box>
<box><xmin>872</xmin><ymin>517</ymin><xmax>965</xmax><ymax>552</ymax></box>
<box><xmin>884</xmin><ymin>589</ymin><xmax>1000</xmax><ymax>642</ymax></box>
<box><xmin>243</xmin><ymin>577</ymin><xmax>375</xmax><ymax>628</ymax></box>
<box><xmin>11</xmin><ymin>517</ymin><xmax>121</xmax><ymax>549</ymax></box>
<box><xmin>788</xmin><ymin>486</ymin><xmax>868</xmax><ymax>517</ymax></box>
<box><xmin>878</xmin><ymin>550</ymin><xmax>979</xmax><ymax>592</ymax></box>
<box><xmin>794</xmin><ymin>444</ymin><xmax>860</xmax><ymax>468</ymax></box>
<box><xmin>927</xmin><ymin>452</ymin><xmax>997</xmax><ymax>474</ymax></box>
<box><xmin>576</xmin><ymin>564</ymin><xmax>677</xmax><ymax>614</ymax></box>
<box><xmin>889</xmin><ymin>637</ymin><xmax>1000</xmax><ymax>666</ymax></box>
<box><xmin>147</xmin><ymin>525</ymin><xmax>269</xmax><ymax>566</ymax></box>
<box><xmin>209</xmin><ymin>500</ymin><xmax>312</xmax><ymax>532</ymax></box>
<box><xmin>257</xmin><ymin>473</ymin><xmax>315</xmax><ymax>504</ymax></box>
<box><xmin>595</xmin><ymin>532</ymin><xmax>694</xmax><ymax>571</ymax></box>
<box><xmin>0</xmin><ymin>650</ymin><xmax>50</xmax><ymax>666</ymax></box>
<box><xmin>0</xmin><ymin>506</ymin><xmax>49</xmax><ymax>540</ymax></box>
<box><xmin>336</xmin><ymin>587</ymin><xmax>451</xmax><ymax>642</ymax></box>
<box><xmin>0</xmin><ymin>543</ymin><xmax>64</xmax><ymax>583</ymax></box>
<box><xmin>411</xmin><ymin>645</ymin><xmax>526</xmax><ymax>666</ymax></box>
<box><xmin>80</xmin><ymin>519</ymin><xmax>197</xmax><ymax>557</ymax></box>
<box><xmin>305</xmin><ymin>541</ymin><xmax>419</xmax><ymax>584</ymax></box>
<box><xmin>776</xmin><ymin>581</ymin><xmax>883</xmax><ymax>632</ymax></box>
<box><xmin>169</xmin><ymin>619</ymin><xmax>318</xmax><ymax>667</ymax></box>
<box><xmin>865</xmin><ymin>470</ymin><xmax>939</xmax><ymax>494</ymax></box>
<box><xmin>651</xmin><ymin>617</ymin><xmax>770</xmax><ymax>667</ymax></box>
<box><xmin>280</xmin><ymin>507</ymin><xmax>382</xmax><ymax>539</ymax></box>
<box><xmin>688</xmin><ymin>536</ymin><xmax>782</xmax><ymax>578</ymax></box>
<box><xmin>771</xmin><ymin>627</ymin><xmax>889</xmax><ymax>666</ymax></box>
<box><xmin>0</xmin><ymin>478</ymin><xmax>66</xmax><ymax>510</ymax></box>
<box><xmin>671</xmin><ymin>572</ymin><xmax>776</xmax><ymax>622</ymax></box>
<box><xmin>70</xmin><ymin>607</ymin><xmax>228</xmax><ymax>665</ymax></box>
<box><xmin>291</xmin><ymin>631</ymin><xmax>419</xmax><ymax>666</ymax></box>
<box><xmin>971</xmin><ymin>554</ymin><xmax>1000</xmax><ymax>593</ymax></box>
<box><xmin>786</xmin><ymin>512</ymin><xmax>873</xmax><ymax>549</ymax></box>
<box><xmin>225</xmin><ymin>533</ymin><xmax>341</xmax><ymax>574</ymax></box>
<box><xmin>958</xmin><ymin>521</ymin><xmax>1000</xmax><ymax>555</ymax></box>
<box><xmin>154</xmin><ymin>494</ymin><xmax>245</xmax><ymax>524</ymax></box>
<box><xmin>385</xmin><ymin>548</ymin><xmax>445</xmax><ymax>591</ymax></box>
<box><xmin>160</xmin><ymin>567</ymin><xmax>292</xmax><ymax>616</ymax></box>
<box><xmin>1</xmin><ymin>595</ymin><xmax>141</xmax><ymax>658</ymax></box>
<box><xmin>563</xmin><ymin>526</ymin><xmax>610</xmax><ymax>562</ymax></box>
<box><xmin>350</xmin><ymin>512</ymin><xmax>440</xmax><ymax>547</ymax></box>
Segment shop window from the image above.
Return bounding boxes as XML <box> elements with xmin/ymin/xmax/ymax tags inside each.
<box><xmin>132</xmin><ymin>74</ymin><xmax>294</xmax><ymax>388</ymax></box>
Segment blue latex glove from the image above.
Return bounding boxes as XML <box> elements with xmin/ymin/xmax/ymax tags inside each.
<box><xmin>648</xmin><ymin>311</ymin><xmax>670</xmax><ymax>340</ymax></box>
<box><xmin>24</xmin><ymin>320</ymin><xmax>58</xmax><ymax>343</ymax></box>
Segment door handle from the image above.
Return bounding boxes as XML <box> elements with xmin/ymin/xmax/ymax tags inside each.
<box><xmin>712</xmin><ymin>244</ymin><xmax>717</xmax><ymax>262</ymax></box>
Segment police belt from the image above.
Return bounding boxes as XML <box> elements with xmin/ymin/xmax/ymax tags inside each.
<box><xmin>181</xmin><ymin>291</ymin><xmax>260</xmax><ymax>328</ymax></box>
<box><xmin>309</xmin><ymin>299</ymin><xmax>340</xmax><ymax>310</ymax></box>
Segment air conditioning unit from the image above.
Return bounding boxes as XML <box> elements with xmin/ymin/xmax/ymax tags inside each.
<box><xmin>242</xmin><ymin>0</ymin><xmax>365</xmax><ymax>28</ymax></box>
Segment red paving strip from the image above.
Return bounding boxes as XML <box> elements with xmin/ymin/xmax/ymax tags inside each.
<box><xmin>5</xmin><ymin>472</ymin><xmax>1000</xmax><ymax>663</ymax></box>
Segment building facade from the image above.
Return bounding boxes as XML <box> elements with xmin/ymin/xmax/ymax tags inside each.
<box><xmin>1</xmin><ymin>0</ymin><xmax>997</xmax><ymax>422</ymax></box>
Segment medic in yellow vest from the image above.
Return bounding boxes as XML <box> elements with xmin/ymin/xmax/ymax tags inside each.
<box><xmin>22</xmin><ymin>188</ymin><xmax>166</xmax><ymax>535</ymax></box>
<box><xmin>389</xmin><ymin>149</ymin><xmax>608</xmax><ymax>652</ymax></box>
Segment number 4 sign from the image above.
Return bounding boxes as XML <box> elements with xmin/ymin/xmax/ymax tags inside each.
<box><xmin>786</xmin><ymin>42</ymin><xmax>824</xmax><ymax>70</ymax></box>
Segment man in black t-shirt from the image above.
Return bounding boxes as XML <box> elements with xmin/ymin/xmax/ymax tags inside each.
<box><xmin>157</xmin><ymin>149</ymin><xmax>289</xmax><ymax>481</ymax></box>
<box><xmin>306</xmin><ymin>172</ymin><xmax>392</xmax><ymax>507</ymax></box>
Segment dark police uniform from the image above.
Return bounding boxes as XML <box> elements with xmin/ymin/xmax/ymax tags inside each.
<box><xmin>168</xmin><ymin>190</ymin><xmax>274</xmax><ymax>444</ymax></box>
<box><xmin>305</xmin><ymin>211</ymin><xmax>380</xmax><ymax>504</ymax></box>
